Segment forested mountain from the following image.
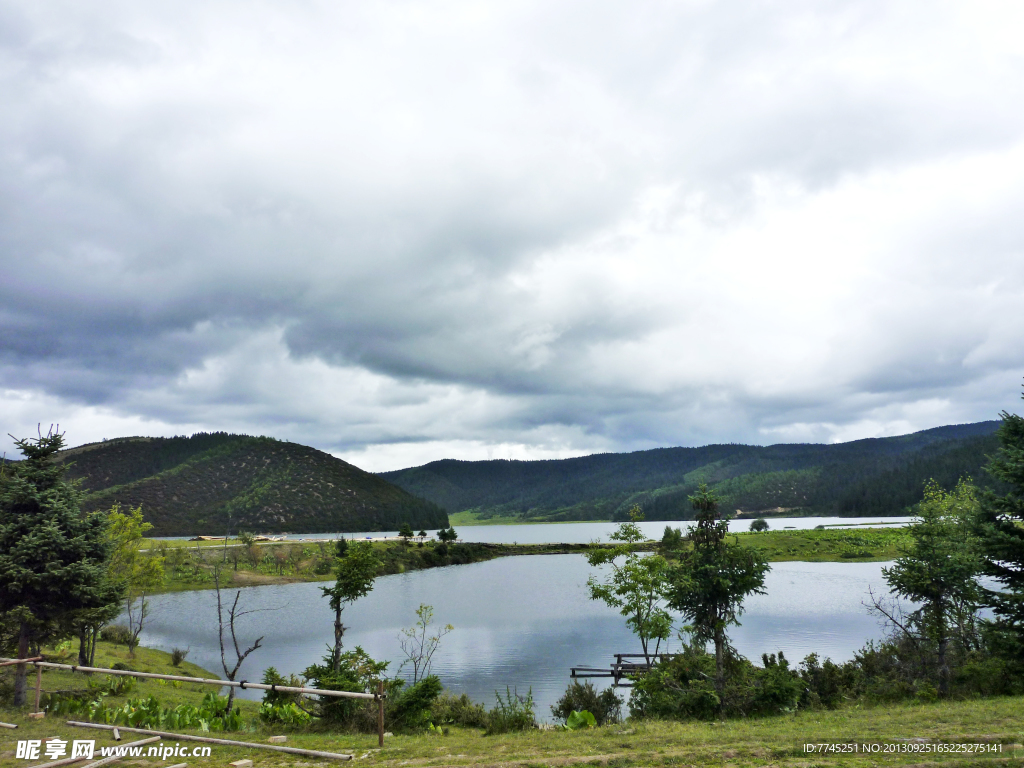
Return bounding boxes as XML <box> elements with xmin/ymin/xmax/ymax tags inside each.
<box><xmin>54</xmin><ymin>433</ymin><xmax>448</xmax><ymax>536</ymax></box>
<box><xmin>381</xmin><ymin>422</ymin><xmax>1002</xmax><ymax>522</ymax></box>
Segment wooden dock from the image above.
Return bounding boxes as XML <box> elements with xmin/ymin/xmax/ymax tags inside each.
<box><xmin>570</xmin><ymin>653</ymin><xmax>681</xmax><ymax>687</ymax></box>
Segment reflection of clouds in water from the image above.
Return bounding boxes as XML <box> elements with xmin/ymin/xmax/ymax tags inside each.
<box><xmin>132</xmin><ymin>555</ymin><xmax>891</xmax><ymax>719</ymax></box>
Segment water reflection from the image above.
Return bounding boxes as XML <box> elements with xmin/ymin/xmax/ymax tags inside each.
<box><xmin>134</xmin><ymin>556</ymin><xmax>891</xmax><ymax>720</ymax></box>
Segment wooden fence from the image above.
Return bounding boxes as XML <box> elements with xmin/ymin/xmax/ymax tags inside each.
<box><xmin>0</xmin><ymin>656</ymin><xmax>387</xmax><ymax>748</ymax></box>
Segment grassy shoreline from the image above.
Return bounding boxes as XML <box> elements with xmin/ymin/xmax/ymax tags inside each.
<box><xmin>137</xmin><ymin>527</ymin><xmax>908</xmax><ymax>596</ymax></box>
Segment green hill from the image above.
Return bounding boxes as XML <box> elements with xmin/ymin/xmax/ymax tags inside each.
<box><xmin>56</xmin><ymin>433</ymin><xmax>449</xmax><ymax>536</ymax></box>
<box><xmin>380</xmin><ymin>421</ymin><xmax>1003</xmax><ymax>522</ymax></box>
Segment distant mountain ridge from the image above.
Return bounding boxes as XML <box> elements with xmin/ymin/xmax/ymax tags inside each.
<box><xmin>380</xmin><ymin>421</ymin><xmax>1003</xmax><ymax>523</ymax></box>
<box><xmin>56</xmin><ymin>433</ymin><xmax>448</xmax><ymax>536</ymax></box>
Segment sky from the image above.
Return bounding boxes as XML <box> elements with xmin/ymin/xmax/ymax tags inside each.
<box><xmin>2</xmin><ymin>1</ymin><xmax>1023</xmax><ymax>472</ymax></box>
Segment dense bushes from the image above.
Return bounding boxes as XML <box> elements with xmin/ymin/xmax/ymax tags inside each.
<box><xmin>430</xmin><ymin>690</ymin><xmax>489</xmax><ymax>727</ymax></box>
<box><xmin>551</xmin><ymin>681</ymin><xmax>621</xmax><ymax>726</ymax></box>
<box><xmin>99</xmin><ymin>624</ymin><xmax>132</xmax><ymax>645</ymax></box>
<box><xmin>629</xmin><ymin>643</ymin><xmax>801</xmax><ymax>720</ymax></box>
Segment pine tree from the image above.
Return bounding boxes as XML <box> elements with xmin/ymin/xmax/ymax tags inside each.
<box><xmin>976</xmin><ymin>393</ymin><xmax>1024</xmax><ymax>659</ymax></box>
<box><xmin>881</xmin><ymin>479</ymin><xmax>981</xmax><ymax>695</ymax></box>
<box><xmin>0</xmin><ymin>430</ymin><xmax>115</xmax><ymax>705</ymax></box>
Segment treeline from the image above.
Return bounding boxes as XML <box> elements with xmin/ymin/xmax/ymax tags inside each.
<box><xmin>382</xmin><ymin>422</ymin><xmax>1001</xmax><ymax>522</ymax></box>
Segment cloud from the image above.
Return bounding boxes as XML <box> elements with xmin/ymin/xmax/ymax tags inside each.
<box><xmin>2</xmin><ymin>0</ymin><xmax>1023</xmax><ymax>470</ymax></box>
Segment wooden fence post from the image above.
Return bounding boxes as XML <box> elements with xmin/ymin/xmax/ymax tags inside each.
<box><xmin>33</xmin><ymin>665</ymin><xmax>42</xmax><ymax>714</ymax></box>
<box><xmin>377</xmin><ymin>680</ymin><xmax>384</xmax><ymax>748</ymax></box>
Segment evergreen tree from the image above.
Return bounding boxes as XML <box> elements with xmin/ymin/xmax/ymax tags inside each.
<box><xmin>881</xmin><ymin>479</ymin><xmax>981</xmax><ymax>696</ymax></box>
<box><xmin>0</xmin><ymin>430</ymin><xmax>115</xmax><ymax>705</ymax></box>
<box><xmin>976</xmin><ymin>394</ymin><xmax>1024</xmax><ymax>659</ymax></box>
<box><xmin>665</xmin><ymin>484</ymin><xmax>770</xmax><ymax>708</ymax></box>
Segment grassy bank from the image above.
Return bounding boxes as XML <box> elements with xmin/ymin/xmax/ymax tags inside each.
<box><xmin>135</xmin><ymin>528</ymin><xmax>908</xmax><ymax>595</ymax></box>
<box><xmin>2</xmin><ymin>688</ymin><xmax>1022</xmax><ymax>767</ymax></box>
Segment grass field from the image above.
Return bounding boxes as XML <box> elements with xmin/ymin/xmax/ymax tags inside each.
<box><xmin>2</xmin><ymin>676</ymin><xmax>1022</xmax><ymax>767</ymax></box>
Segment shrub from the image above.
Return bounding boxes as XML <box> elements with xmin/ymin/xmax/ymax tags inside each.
<box><xmin>389</xmin><ymin>675</ymin><xmax>443</xmax><ymax>731</ymax></box>
<box><xmin>304</xmin><ymin>648</ymin><xmax>387</xmax><ymax>725</ymax></box>
<box><xmin>258</xmin><ymin>701</ymin><xmax>311</xmax><ymax>726</ymax></box>
<box><xmin>484</xmin><ymin>687</ymin><xmax>535</xmax><ymax>735</ymax></box>
<box><xmin>262</xmin><ymin>666</ymin><xmax>303</xmax><ymax>706</ymax></box>
<box><xmin>551</xmin><ymin>680</ymin><xmax>621</xmax><ymax>726</ymax></box>
<box><xmin>431</xmin><ymin>690</ymin><xmax>489</xmax><ymax>728</ymax></box>
<box><xmin>100</xmin><ymin>625</ymin><xmax>133</xmax><ymax>646</ymax></box>
<box><xmin>170</xmin><ymin>647</ymin><xmax>189</xmax><ymax>667</ymax></box>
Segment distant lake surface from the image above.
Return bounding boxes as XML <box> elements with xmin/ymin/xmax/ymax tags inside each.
<box><xmin>155</xmin><ymin>516</ymin><xmax>913</xmax><ymax>544</ymax></box>
<box><xmin>133</xmin><ymin>555</ymin><xmax>892</xmax><ymax>721</ymax></box>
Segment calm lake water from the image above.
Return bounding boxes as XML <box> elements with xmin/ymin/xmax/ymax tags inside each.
<box><xmin>133</xmin><ymin>554</ymin><xmax>893</xmax><ymax>721</ymax></box>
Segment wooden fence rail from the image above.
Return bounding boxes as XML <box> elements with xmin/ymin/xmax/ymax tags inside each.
<box><xmin>1</xmin><ymin>656</ymin><xmax>388</xmax><ymax>747</ymax></box>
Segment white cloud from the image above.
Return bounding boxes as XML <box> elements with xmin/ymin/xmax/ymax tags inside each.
<box><xmin>2</xmin><ymin>0</ymin><xmax>1023</xmax><ymax>470</ymax></box>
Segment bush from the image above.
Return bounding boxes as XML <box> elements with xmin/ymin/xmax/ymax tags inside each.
<box><xmin>750</xmin><ymin>518</ymin><xmax>769</xmax><ymax>532</ymax></box>
<box><xmin>389</xmin><ymin>675</ymin><xmax>443</xmax><ymax>731</ymax></box>
<box><xmin>258</xmin><ymin>701</ymin><xmax>311</xmax><ymax>726</ymax></box>
<box><xmin>262</xmin><ymin>666</ymin><xmax>303</xmax><ymax>706</ymax></box>
<box><xmin>170</xmin><ymin>647</ymin><xmax>189</xmax><ymax>667</ymax></box>
<box><xmin>304</xmin><ymin>648</ymin><xmax>387</xmax><ymax>725</ymax></box>
<box><xmin>430</xmin><ymin>690</ymin><xmax>489</xmax><ymax>728</ymax></box>
<box><xmin>100</xmin><ymin>625</ymin><xmax>133</xmax><ymax>646</ymax></box>
<box><xmin>484</xmin><ymin>687</ymin><xmax>535</xmax><ymax>735</ymax></box>
<box><xmin>551</xmin><ymin>680</ymin><xmax>621</xmax><ymax>726</ymax></box>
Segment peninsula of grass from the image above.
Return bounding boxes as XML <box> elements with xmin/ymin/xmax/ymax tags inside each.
<box><xmin>132</xmin><ymin>527</ymin><xmax>908</xmax><ymax>595</ymax></box>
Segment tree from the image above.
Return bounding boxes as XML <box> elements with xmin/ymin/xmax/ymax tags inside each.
<box><xmin>975</xmin><ymin>393</ymin><xmax>1024</xmax><ymax>659</ymax></box>
<box><xmin>398</xmin><ymin>522</ymin><xmax>414</xmax><ymax>541</ymax></box>
<box><xmin>106</xmin><ymin>503</ymin><xmax>164</xmax><ymax>657</ymax></box>
<box><xmin>397</xmin><ymin>604</ymin><xmax>453</xmax><ymax>684</ymax></box>
<box><xmin>437</xmin><ymin>527</ymin><xmax>458</xmax><ymax>543</ymax></box>
<box><xmin>877</xmin><ymin>478</ymin><xmax>982</xmax><ymax>696</ymax></box>
<box><xmin>749</xmin><ymin>518</ymin><xmax>769</xmax><ymax>533</ymax></box>
<box><xmin>321</xmin><ymin>541</ymin><xmax>381</xmax><ymax>673</ymax></box>
<box><xmin>213</xmin><ymin>567</ymin><xmax>272</xmax><ymax>712</ymax></box>
<box><xmin>418</xmin><ymin>530</ymin><xmax>428</xmax><ymax>539</ymax></box>
<box><xmin>665</xmin><ymin>484</ymin><xmax>770</xmax><ymax>707</ymax></box>
<box><xmin>0</xmin><ymin>429</ymin><xmax>116</xmax><ymax>705</ymax></box>
<box><xmin>586</xmin><ymin>506</ymin><xmax>672</xmax><ymax>663</ymax></box>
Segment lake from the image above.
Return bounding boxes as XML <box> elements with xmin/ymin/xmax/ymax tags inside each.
<box><xmin>154</xmin><ymin>516</ymin><xmax>914</xmax><ymax>546</ymax></box>
<box><xmin>133</xmin><ymin>553</ymin><xmax>893</xmax><ymax>721</ymax></box>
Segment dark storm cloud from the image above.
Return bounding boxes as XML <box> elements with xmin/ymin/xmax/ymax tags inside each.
<box><xmin>2</xmin><ymin>0</ymin><xmax>1024</xmax><ymax>468</ymax></box>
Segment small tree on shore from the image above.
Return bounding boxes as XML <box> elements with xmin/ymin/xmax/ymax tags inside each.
<box><xmin>666</xmin><ymin>484</ymin><xmax>770</xmax><ymax>709</ymax></box>
<box><xmin>106</xmin><ymin>503</ymin><xmax>164</xmax><ymax>657</ymax></box>
<box><xmin>586</xmin><ymin>506</ymin><xmax>672</xmax><ymax>663</ymax></box>
<box><xmin>322</xmin><ymin>541</ymin><xmax>381</xmax><ymax>673</ymax></box>
<box><xmin>213</xmin><ymin>566</ymin><xmax>273</xmax><ymax>712</ymax></box>
<box><xmin>397</xmin><ymin>604</ymin><xmax>453</xmax><ymax>684</ymax></box>
<box><xmin>874</xmin><ymin>478</ymin><xmax>982</xmax><ymax>696</ymax></box>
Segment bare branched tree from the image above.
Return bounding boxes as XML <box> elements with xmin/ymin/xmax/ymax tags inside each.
<box><xmin>213</xmin><ymin>566</ymin><xmax>277</xmax><ymax>710</ymax></box>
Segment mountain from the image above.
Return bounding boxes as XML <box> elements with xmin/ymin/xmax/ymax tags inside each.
<box><xmin>56</xmin><ymin>433</ymin><xmax>448</xmax><ymax>536</ymax></box>
<box><xmin>380</xmin><ymin>421</ymin><xmax>1003</xmax><ymax>522</ymax></box>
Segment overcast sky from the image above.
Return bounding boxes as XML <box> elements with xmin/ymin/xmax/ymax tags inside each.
<box><xmin>2</xmin><ymin>1</ymin><xmax>1023</xmax><ymax>471</ymax></box>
